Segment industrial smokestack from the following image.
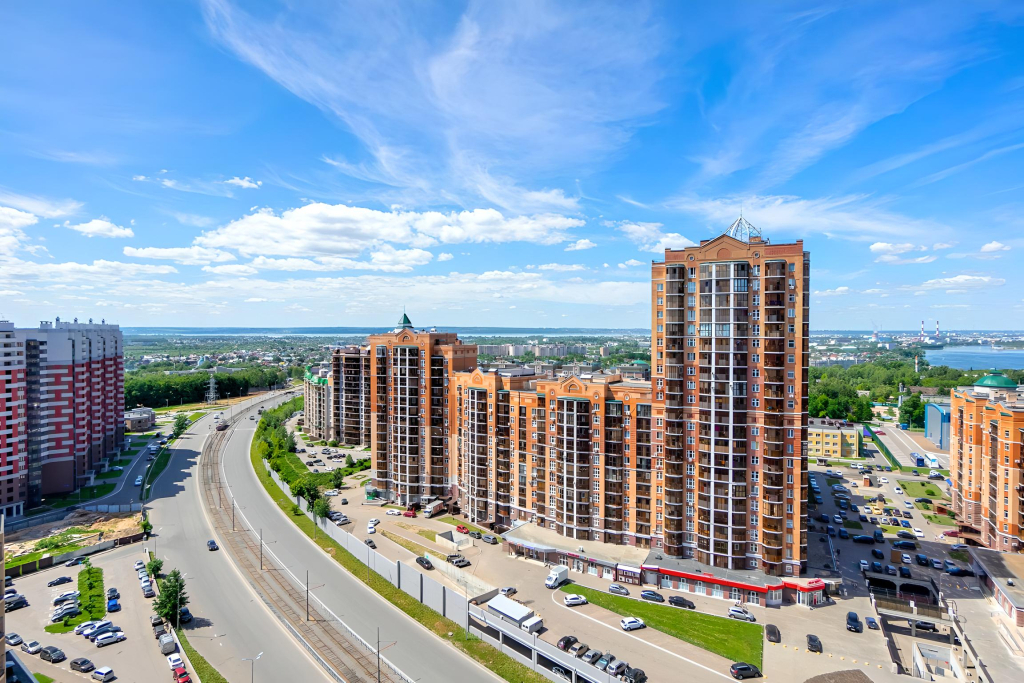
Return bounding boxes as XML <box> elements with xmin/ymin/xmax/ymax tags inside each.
<box><xmin>936</xmin><ymin>320</ymin><xmax>939</xmax><ymax>336</ymax></box>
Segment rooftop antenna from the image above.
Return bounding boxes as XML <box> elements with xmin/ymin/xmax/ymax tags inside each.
<box><xmin>725</xmin><ymin>215</ymin><xmax>761</xmax><ymax>243</ymax></box>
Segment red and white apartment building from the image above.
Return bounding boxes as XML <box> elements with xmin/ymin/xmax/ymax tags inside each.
<box><xmin>0</xmin><ymin>318</ymin><xmax>124</xmax><ymax>516</ymax></box>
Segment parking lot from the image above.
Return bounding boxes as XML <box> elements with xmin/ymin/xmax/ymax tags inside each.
<box><xmin>5</xmin><ymin>544</ymin><xmax>176</xmax><ymax>682</ymax></box>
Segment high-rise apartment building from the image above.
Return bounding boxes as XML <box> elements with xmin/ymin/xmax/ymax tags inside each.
<box><xmin>330</xmin><ymin>345</ymin><xmax>371</xmax><ymax>446</ymax></box>
<box><xmin>651</xmin><ymin>218</ymin><xmax>809</xmax><ymax>576</ymax></box>
<box><xmin>0</xmin><ymin>318</ymin><xmax>124</xmax><ymax>515</ymax></box>
<box><xmin>303</xmin><ymin>365</ymin><xmax>331</xmax><ymax>441</ymax></box>
<box><xmin>369</xmin><ymin>314</ymin><xmax>476</xmax><ymax>505</ymax></box>
<box><xmin>950</xmin><ymin>373</ymin><xmax>1024</xmax><ymax>553</ymax></box>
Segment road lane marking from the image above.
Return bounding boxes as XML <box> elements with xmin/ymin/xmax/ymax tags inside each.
<box><xmin>548</xmin><ymin>591</ymin><xmax>733</xmax><ymax>680</ymax></box>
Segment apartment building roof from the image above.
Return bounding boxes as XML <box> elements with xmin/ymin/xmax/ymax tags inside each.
<box><xmin>503</xmin><ymin>523</ymin><xmax>650</xmax><ymax>567</ymax></box>
<box><xmin>973</xmin><ymin>371</ymin><xmax>1017</xmax><ymax>389</ymax></box>
<box><xmin>642</xmin><ymin>552</ymin><xmax>828</xmax><ymax>593</ymax></box>
<box><xmin>969</xmin><ymin>547</ymin><xmax>1024</xmax><ymax>610</ymax></box>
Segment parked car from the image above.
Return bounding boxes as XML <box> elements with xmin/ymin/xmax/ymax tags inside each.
<box><xmin>167</xmin><ymin>654</ymin><xmax>184</xmax><ymax>669</ymax></box>
<box><xmin>364</xmin><ymin>538</ymin><xmax>377</xmax><ymax>549</ymax></box>
<box><xmin>70</xmin><ymin>657</ymin><xmax>96</xmax><ymax>672</ymax></box>
<box><xmin>668</xmin><ymin>595</ymin><xmax>696</xmax><ymax>609</ymax></box>
<box><xmin>639</xmin><ymin>590</ymin><xmax>664</xmax><ymax>602</ymax></box>
<box><xmin>367</xmin><ymin>524</ymin><xmax>376</xmax><ymax>534</ymax></box>
<box><xmin>455</xmin><ymin>525</ymin><xmax>469</xmax><ymax>534</ymax></box>
<box><xmin>866</xmin><ymin>617</ymin><xmax>879</xmax><ymax>630</ymax></box>
<box><xmin>92</xmin><ymin>667</ymin><xmax>116</xmax><ymax>682</ymax></box>
<box><xmin>608</xmin><ymin>583</ymin><xmax>630</xmax><ymax>596</ymax></box>
<box><xmin>468</xmin><ymin>530</ymin><xmax>482</xmax><ymax>539</ymax></box>
<box><xmin>872</xmin><ymin>548</ymin><xmax>885</xmax><ymax>559</ymax></box>
<box><xmin>403</xmin><ymin>510</ymin><xmax>417</xmax><ymax>518</ymax></box>
<box><xmin>568</xmin><ymin>641</ymin><xmax>589</xmax><ymax>657</ymax></box>
<box><xmin>581</xmin><ymin>649</ymin><xmax>602</xmax><ymax>665</ymax></box>
<box><xmin>913</xmin><ymin>620</ymin><xmax>938</xmax><ymax>632</ymax></box>
<box><xmin>107</xmin><ymin>598</ymin><xmax>120</xmax><ymax>612</ymax></box>
<box><xmin>806</xmin><ymin>634</ymin><xmax>822</xmax><ymax>653</ymax></box>
<box><xmin>621</xmin><ymin>667</ymin><xmax>648</xmax><ymax>683</ymax></box>
<box><xmin>607</xmin><ymin>660</ymin><xmax>629</xmax><ymax>677</ymax></box>
<box><xmin>482</xmin><ymin>534</ymin><xmax>498</xmax><ymax>544</ymax></box>
<box><xmin>595</xmin><ymin>652</ymin><xmax>617</xmax><ymax>671</ymax></box>
<box><xmin>386</xmin><ymin>509</ymin><xmax>401</xmax><ymax>516</ymax></box>
<box><xmin>729</xmin><ymin>606</ymin><xmax>756</xmax><ymax>622</ymax></box>
<box><xmin>179</xmin><ymin>607</ymin><xmax>193</xmax><ymax>623</ymax></box>
<box><xmin>453</xmin><ymin>558</ymin><xmax>471</xmax><ymax>568</ymax></box>
<box><xmin>415</xmin><ymin>556</ymin><xmax>433</xmax><ymax>570</ymax></box>
<box><xmin>551</xmin><ymin>666</ymin><xmax>571</xmax><ymax>681</ymax></box>
<box><xmin>48</xmin><ymin>576</ymin><xmax>73</xmax><ymax>587</ymax></box>
<box><xmin>729</xmin><ymin>662</ymin><xmax>762</xmax><ymax>679</ymax></box>
<box><xmin>40</xmin><ymin>646</ymin><xmax>67</xmax><ymax>663</ymax></box>
<box><xmin>620</xmin><ymin>617</ymin><xmax>646</xmax><ymax>631</ymax></box>
<box><xmin>765</xmin><ymin>624</ymin><xmax>781</xmax><ymax>643</ymax></box>
<box><xmin>899</xmin><ymin>567</ymin><xmax>912</xmax><ymax>578</ymax></box>
<box><xmin>95</xmin><ymin>631</ymin><xmax>126</xmax><ymax>648</ymax></box>
<box><xmin>564</xmin><ymin>594</ymin><xmax>588</xmax><ymax>607</ymax></box>
<box><xmin>5</xmin><ymin>633</ymin><xmax>22</xmax><ymax>646</ymax></box>
<box><xmin>106</xmin><ymin>588</ymin><xmax>119</xmax><ymax>599</ymax></box>
<box><xmin>859</xmin><ymin>560</ymin><xmax>870</xmax><ymax>571</ymax></box>
<box><xmin>931</xmin><ymin>558</ymin><xmax>944</xmax><ymax>570</ymax></box>
<box><xmin>21</xmin><ymin>641</ymin><xmax>42</xmax><ymax>655</ymax></box>
<box><xmin>846</xmin><ymin>611</ymin><xmax>863</xmax><ymax>633</ymax></box>
<box><xmin>556</xmin><ymin>635</ymin><xmax>578</xmax><ymax>651</ymax></box>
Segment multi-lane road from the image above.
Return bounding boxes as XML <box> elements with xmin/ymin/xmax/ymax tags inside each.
<box><xmin>145</xmin><ymin>392</ymin><xmax>499</xmax><ymax>683</ymax></box>
<box><xmin>872</xmin><ymin>426</ymin><xmax>950</xmax><ymax>470</ymax></box>
<box><xmin>145</xmin><ymin>395</ymin><xmax>329</xmax><ymax>682</ymax></box>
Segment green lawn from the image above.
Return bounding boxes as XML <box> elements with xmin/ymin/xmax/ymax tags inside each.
<box><xmin>381</xmin><ymin>530</ymin><xmax>431</xmax><ymax>558</ymax></box>
<box><xmin>251</xmin><ymin>439</ymin><xmax>549</xmax><ymax>683</ymax></box>
<box><xmin>34</xmin><ymin>675</ymin><xmax>55</xmax><ymax>683</ymax></box>
<box><xmin>33</xmin><ymin>484</ymin><xmax>116</xmax><ymax>511</ymax></box>
<box><xmin>44</xmin><ymin>565</ymin><xmax>105</xmax><ymax>633</ymax></box>
<box><xmin>949</xmin><ymin>550</ymin><xmax>969</xmax><ymax>562</ymax></box>
<box><xmin>6</xmin><ymin>543</ymin><xmax>84</xmax><ymax>569</ymax></box>
<box><xmin>880</xmin><ymin>525</ymin><xmax>902</xmax><ymax>535</ymax></box>
<box><xmin>417</xmin><ymin>529</ymin><xmax>438</xmax><ymax>543</ymax></box>
<box><xmin>187</xmin><ymin>411</ymin><xmax>207</xmax><ymax>423</ymax></box>
<box><xmin>436</xmin><ymin>516</ymin><xmax>488</xmax><ymax>535</ymax></box>
<box><xmin>897</xmin><ymin>480</ymin><xmax>949</xmax><ymax>500</ymax></box>
<box><xmin>142</xmin><ymin>448</ymin><xmax>172</xmax><ymax>501</ymax></box>
<box><xmin>96</xmin><ymin>469</ymin><xmax>123</xmax><ymax>480</ymax></box>
<box><xmin>826</xmin><ymin>478</ymin><xmax>841</xmax><ymax>487</ymax></box>
<box><xmin>177</xmin><ymin>628</ymin><xmax>229</xmax><ymax>683</ymax></box>
<box><xmin>924</xmin><ymin>514</ymin><xmax>957</xmax><ymax>527</ymax></box>
<box><xmin>843</xmin><ymin>521</ymin><xmax>863</xmax><ymax>529</ymax></box>
<box><xmin>558</xmin><ymin>584</ymin><xmax>763</xmax><ymax>668</ymax></box>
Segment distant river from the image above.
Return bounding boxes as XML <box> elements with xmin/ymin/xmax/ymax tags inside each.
<box><xmin>925</xmin><ymin>345</ymin><xmax>1024</xmax><ymax>370</ymax></box>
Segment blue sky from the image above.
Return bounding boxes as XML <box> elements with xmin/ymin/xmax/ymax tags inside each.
<box><xmin>1</xmin><ymin>1</ymin><xmax>1022</xmax><ymax>330</ymax></box>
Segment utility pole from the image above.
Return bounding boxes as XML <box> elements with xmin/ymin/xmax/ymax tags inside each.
<box><xmin>377</xmin><ymin>627</ymin><xmax>381</xmax><ymax>683</ymax></box>
<box><xmin>306</xmin><ymin>570</ymin><xmax>309</xmax><ymax>621</ymax></box>
<box><xmin>232</xmin><ymin>498</ymin><xmax>235</xmax><ymax>532</ymax></box>
<box><xmin>259</xmin><ymin>528</ymin><xmax>263</xmax><ymax>570</ymax></box>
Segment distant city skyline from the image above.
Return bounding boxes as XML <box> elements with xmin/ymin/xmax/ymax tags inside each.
<box><xmin>1</xmin><ymin>2</ymin><xmax>1022</xmax><ymax>329</ymax></box>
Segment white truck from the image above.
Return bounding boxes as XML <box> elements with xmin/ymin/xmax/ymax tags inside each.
<box><xmin>424</xmin><ymin>500</ymin><xmax>445</xmax><ymax>518</ymax></box>
<box><xmin>545</xmin><ymin>565</ymin><xmax>569</xmax><ymax>589</ymax></box>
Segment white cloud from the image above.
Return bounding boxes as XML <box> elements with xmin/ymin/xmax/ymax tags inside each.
<box><xmin>0</xmin><ymin>289</ymin><xmax>24</xmax><ymax>296</ymax></box>
<box><xmin>437</xmin><ymin>252</ymin><xmax>454</xmax><ymax>262</ymax></box>
<box><xmin>932</xmin><ymin>242</ymin><xmax>954</xmax><ymax>250</ymax></box>
<box><xmin>249</xmin><ymin>245</ymin><xmax>433</xmax><ymax>273</ymax></box>
<box><xmin>245</xmin><ymin>297</ymin><xmax>270</xmax><ymax>302</ymax></box>
<box><xmin>979</xmin><ymin>241</ymin><xmax>1010</xmax><ymax>253</ymax></box>
<box><xmin>196</xmin><ymin>203</ymin><xmax>583</xmax><ymax>259</ymax></box>
<box><xmin>615</xmin><ymin>221</ymin><xmax>695</xmax><ymax>253</ymax></box>
<box><xmin>0</xmin><ymin>205</ymin><xmax>39</xmax><ymax>255</ymax></box>
<box><xmin>867</xmin><ymin>242</ymin><xmax>935</xmax><ymax>264</ymax></box>
<box><xmin>564</xmin><ymin>238</ymin><xmax>597</xmax><ymax>251</ymax></box>
<box><xmin>203</xmin><ymin>264</ymin><xmax>259</xmax><ymax>276</ymax></box>
<box><xmin>123</xmin><ymin>246</ymin><xmax>236</xmax><ymax>266</ymax></box>
<box><xmin>869</xmin><ymin>242</ymin><xmax>916</xmax><ymax>254</ymax></box>
<box><xmin>170</xmin><ymin>212</ymin><xmax>216</xmax><ymax>228</ymax></box>
<box><xmin>534</xmin><ymin>263</ymin><xmax>586</xmax><ymax>272</ymax></box>
<box><xmin>224</xmin><ymin>176</ymin><xmax>262</xmax><ymax>189</ymax></box>
<box><xmin>913</xmin><ymin>274</ymin><xmax>1006</xmax><ymax>290</ymax></box>
<box><xmin>813</xmin><ymin>286</ymin><xmax>851</xmax><ymax>296</ymax></box>
<box><xmin>65</xmin><ymin>217</ymin><xmax>134</xmax><ymax>238</ymax></box>
<box><xmin>618</xmin><ymin>259</ymin><xmax>644</xmax><ymax>269</ymax></box>
<box><xmin>0</xmin><ymin>189</ymin><xmax>82</xmax><ymax>218</ymax></box>
<box><xmin>948</xmin><ymin>241</ymin><xmax>1013</xmax><ymax>260</ymax></box>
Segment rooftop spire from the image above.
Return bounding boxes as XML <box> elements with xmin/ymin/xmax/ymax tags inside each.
<box><xmin>398</xmin><ymin>309</ymin><xmax>413</xmax><ymax>329</ymax></box>
<box><xmin>725</xmin><ymin>215</ymin><xmax>761</xmax><ymax>242</ymax></box>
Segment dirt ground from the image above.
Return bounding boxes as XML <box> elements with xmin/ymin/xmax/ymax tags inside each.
<box><xmin>4</xmin><ymin>511</ymin><xmax>143</xmax><ymax>555</ymax></box>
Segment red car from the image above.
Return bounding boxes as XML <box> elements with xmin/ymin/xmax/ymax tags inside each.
<box><xmin>173</xmin><ymin>668</ymin><xmax>191</xmax><ymax>683</ymax></box>
<box><xmin>403</xmin><ymin>510</ymin><xmax>416</xmax><ymax>518</ymax></box>
<box><xmin>876</xmin><ymin>430</ymin><xmax>886</xmax><ymax>435</ymax></box>
<box><xmin>456</xmin><ymin>525</ymin><xmax>469</xmax><ymax>534</ymax></box>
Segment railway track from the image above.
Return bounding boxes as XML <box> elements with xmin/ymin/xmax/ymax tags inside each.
<box><xmin>200</xmin><ymin>423</ymin><xmax>402</xmax><ymax>683</ymax></box>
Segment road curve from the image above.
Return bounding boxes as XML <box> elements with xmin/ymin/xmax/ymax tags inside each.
<box><xmin>146</xmin><ymin>393</ymin><xmax>329</xmax><ymax>683</ymax></box>
<box><xmin>220</xmin><ymin>397</ymin><xmax>503</xmax><ymax>683</ymax></box>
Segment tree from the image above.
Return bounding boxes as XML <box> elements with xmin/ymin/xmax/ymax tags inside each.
<box><xmin>851</xmin><ymin>397</ymin><xmax>874</xmax><ymax>423</ymax></box>
<box><xmin>147</xmin><ymin>557</ymin><xmax>164</xmax><ymax>578</ymax></box>
<box><xmin>900</xmin><ymin>392</ymin><xmax>926</xmax><ymax>428</ymax></box>
<box><xmin>331</xmin><ymin>467</ymin><xmax>347</xmax><ymax>489</ymax></box>
<box><xmin>345</xmin><ymin>454</ymin><xmax>354</xmax><ymax>468</ymax></box>
<box><xmin>154</xmin><ymin>569</ymin><xmax>189</xmax><ymax>627</ymax></box>
<box><xmin>172</xmin><ymin>414</ymin><xmax>188</xmax><ymax>437</ymax></box>
<box><xmin>285</xmin><ymin>431</ymin><xmax>297</xmax><ymax>453</ymax></box>
<box><xmin>313</xmin><ymin>497</ymin><xmax>331</xmax><ymax>525</ymax></box>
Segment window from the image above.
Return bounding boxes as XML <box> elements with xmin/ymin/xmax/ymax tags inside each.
<box><xmin>657</xmin><ymin>283</ymin><xmax>664</xmax><ymax>291</ymax></box>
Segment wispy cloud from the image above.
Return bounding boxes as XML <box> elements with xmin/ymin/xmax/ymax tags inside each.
<box><xmin>0</xmin><ymin>188</ymin><xmax>82</xmax><ymax>218</ymax></box>
<box><xmin>65</xmin><ymin>217</ymin><xmax>134</xmax><ymax>239</ymax></box>
<box><xmin>614</xmin><ymin>220</ymin><xmax>695</xmax><ymax>253</ymax></box>
<box><xmin>564</xmin><ymin>239</ymin><xmax>597</xmax><ymax>251</ymax></box>
<box><xmin>911</xmin><ymin>142</ymin><xmax>1024</xmax><ymax>187</ymax></box>
<box><xmin>201</xmin><ymin>0</ymin><xmax>666</xmax><ymax>211</ymax></box>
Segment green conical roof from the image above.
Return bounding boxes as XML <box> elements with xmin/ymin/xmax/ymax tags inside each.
<box><xmin>974</xmin><ymin>372</ymin><xmax>1017</xmax><ymax>389</ymax></box>
<box><xmin>398</xmin><ymin>312</ymin><xmax>413</xmax><ymax>328</ymax></box>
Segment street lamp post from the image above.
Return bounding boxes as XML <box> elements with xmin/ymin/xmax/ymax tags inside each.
<box><xmin>242</xmin><ymin>652</ymin><xmax>263</xmax><ymax>683</ymax></box>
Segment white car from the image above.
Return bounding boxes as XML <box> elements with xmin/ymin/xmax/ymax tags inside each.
<box><xmin>879</xmin><ymin>477</ymin><xmax>890</xmax><ymax>484</ymax></box>
<box><xmin>167</xmin><ymin>654</ymin><xmax>184</xmax><ymax>669</ymax></box>
<box><xmin>21</xmin><ymin>640</ymin><xmax>41</xmax><ymax>654</ymax></box>
<box><xmin>859</xmin><ymin>560</ymin><xmax>869</xmax><ymax>571</ymax></box>
<box><xmin>620</xmin><ymin>617</ymin><xmax>646</xmax><ymax>631</ymax></box>
<box><xmin>929</xmin><ymin>470</ymin><xmax>941</xmax><ymax>476</ymax></box>
<box><xmin>138</xmin><ymin>570</ymin><xmax>148</xmax><ymax>580</ymax></box>
<box><xmin>894</xmin><ymin>486</ymin><xmax>903</xmax><ymax>495</ymax></box>
<box><xmin>133</xmin><ymin>560</ymin><xmax>146</xmax><ymax>571</ymax></box>
<box><xmin>904</xmin><ymin>500</ymin><xmax>913</xmax><ymax>509</ymax></box>
<box><xmin>324</xmin><ymin>489</ymin><xmax>338</xmax><ymax>497</ymax></box>
<box><xmin>902</xmin><ymin>553</ymin><xmax>912</xmax><ymax>564</ymax></box>
<box><xmin>564</xmin><ymin>594</ymin><xmax>588</xmax><ymax>607</ymax></box>
<box><xmin>386</xmin><ymin>509</ymin><xmax>401</xmax><ymax>516</ymax></box>
<box><xmin>74</xmin><ymin>621</ymin><xmax>100</xmax><ymax>635</ymax></box>
<box><xmin>914</xmin><ymin>528</ymin><xmax>925</xmax><ymax>538</ymax></box>
<box><xmin>95</xmin><ymin>631</ymin><xmax>125</xmax><ymax>647</ymax></box>
<box><xmin>367</xmin><ymin>524</ymin><xmax>376</xmax><ymax>534</ymax></box>
<box><xmin>368</xmin><ymin>518</ymin><xmax>380</xmax><ymax>526</ymax></box>
<box><xmin>951</xmin><ymin>543</ymin><xmax>969</xmax><ymax>551</ymax></box>
<box><xmin>134</xmin><ymin>476</ymin><xmax>143</xmax><ymax>486</ymax></box>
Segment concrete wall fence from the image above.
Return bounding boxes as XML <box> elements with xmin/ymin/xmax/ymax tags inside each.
<box><xmin>5</xmin><ymin>532</ymin><xmax>147</xmax><ymax>578</ymax></box>
<box><xmin>262</xmin><ymin>461</ymin><xmax>588</xmax><ymax>683</ymax></box>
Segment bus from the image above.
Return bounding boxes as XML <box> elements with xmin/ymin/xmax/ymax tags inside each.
<box><xmin>910</xmin><ymin>452</ymin><xmax>925</xmax><ymax>467</ymax></box>
<box><xmin>927</xmin><ymin>454</ymin><xmax>940</xmax><ymax>470</ymax></box>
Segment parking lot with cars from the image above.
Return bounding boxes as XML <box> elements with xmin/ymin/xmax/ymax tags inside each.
<box><xmin>4</xmin><ymin>544</ymin><xmax>188</xmax><ymax>682</ymax></box>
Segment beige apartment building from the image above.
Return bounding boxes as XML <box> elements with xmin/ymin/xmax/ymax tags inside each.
<box><xmin>807</xmin><ymin>417</ymin><xmax>862</xmax><ymax>461</ymax></box>
<box><xmin>951</xmin><ymin>372</ymin><xmax>1024</xmax><ymax>553</ymax></box>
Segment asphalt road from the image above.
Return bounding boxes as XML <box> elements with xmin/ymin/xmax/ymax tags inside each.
<box><xmin>873</xmin><ymin>428</ymin><xmax>950</xmax><ymax>470</ymax></box>
<box><xmin>219</xmin><ymin>398</ymin><xmax>502</xmax><ymax>683</ymax></box>
<box><xmin>145</xmin><ymin>394</ymin><xmax>329</xmax><ymax>683</ymax></box>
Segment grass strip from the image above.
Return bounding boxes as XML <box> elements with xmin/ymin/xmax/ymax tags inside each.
<box><xmin>948</xmin><ymin>550</ymin><xmax>969</xmax><ymax>562</ymax></box>
<box><xmin>559</xmin><ymin>584</ymin><xmax>763</xmax><ymax>668</ymax></box>
<box><xmin>381</xmin><ymin>530</ymin><xmax>431</xmax><ymax>558</ymax></box>
<box><xmin>250</xmin><ymin>434</ymin><xmax>548</xmax><ymax>683</ymax></box>
<box><xmin>435</xmin><ymin>516</ymin><xmax>487</xmax><ymax>535</ymax></box>
<box><xmin>417</xmin><ymin>529</ymin><xmax>438</xmax><ymax>544</ymax></box>
<box><xmin>924</xmin><ymin>514</ymin><xmax>956</xmax><ymax>527</ymax></box>
<box><xmin>45</xmin><ymin>565</ymin><xmax>105</xmax><ymax>633</ymax></box>
<box><xmin>177</xmin><ymin>628</ymin><xmax>229</xmax><ymax>683</ymax></box>
<box><xmin>843</xmin><ymin>521</ymin><xmax>863</xmax><ymax>529</ymax></box>
<box><xmin>33</xmin><ymin>675</ymin><xmax>55</xmax><ymax>683</ymax></box>
<box><xmin>187</xmin><ymin>412</ymin><xmax>207</xmax><ymax>423</ymax></box>
<box><xmin>96</xmin><ymin>470</ymin><xmax>123</xmax><ymax>480</ymax></box>
<box><xmin>141</xmin><ymin>447</ymin><xmax>172</xmax><ymax>501</ymax></box>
